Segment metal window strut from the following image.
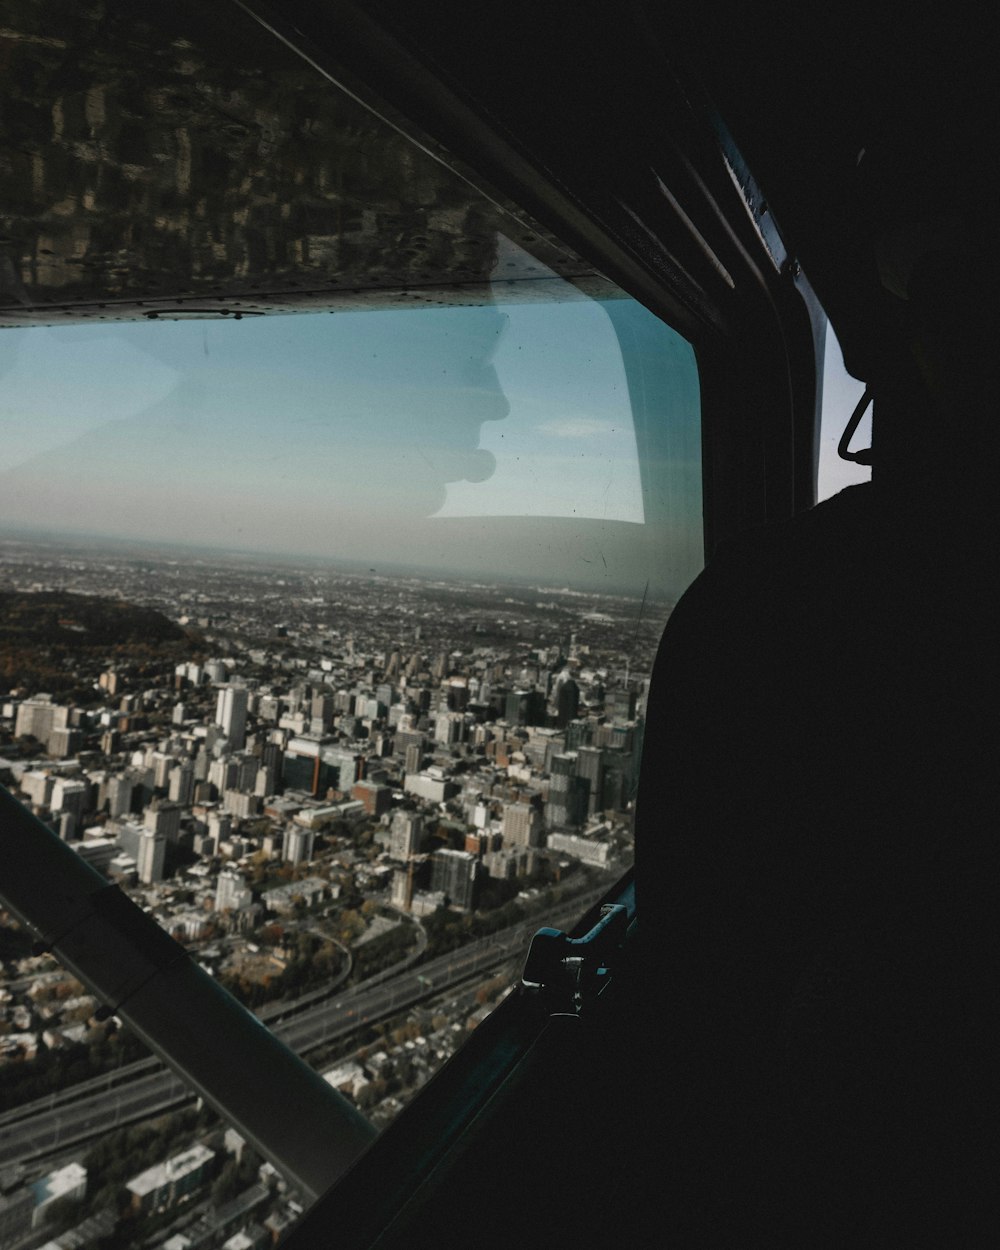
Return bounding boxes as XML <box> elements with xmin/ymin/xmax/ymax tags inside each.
<box><xmin>837</xmin><ymin>385</ymin><xmax>873</xmax><ymax>464</ymax></box>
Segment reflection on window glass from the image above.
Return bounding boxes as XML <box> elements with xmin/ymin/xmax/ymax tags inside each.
<box><xmin>0</xmin><ymin>2</ymin><xmax>702</xmax><ymax>1241</ymax></box>
<box><xmin>0</xmin><ymin>292</ymin><xmax>700</xmax><ymax>1233</ymax></box>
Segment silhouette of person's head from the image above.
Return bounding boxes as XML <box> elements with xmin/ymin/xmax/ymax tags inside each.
<box><xmin>852</xmin><ymin>70</ymin><xmax>1000</xmax><ymax>497</ymax></box>
<box><xmin>0</xmin><ymin>298</ymin><xmax>511</xmax><ymax>558</ymax></box>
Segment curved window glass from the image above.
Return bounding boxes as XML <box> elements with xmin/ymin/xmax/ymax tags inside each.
<box><xmin>0</xmin><ymin>2</ymin><xmax>702</xmax><ymax>1239</ymax></box>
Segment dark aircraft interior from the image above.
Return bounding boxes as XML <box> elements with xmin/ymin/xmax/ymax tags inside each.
<box><xmin>2</xmin><ymin>2</ymin><xmax>995</xmax><ymax>1245</ymax></box>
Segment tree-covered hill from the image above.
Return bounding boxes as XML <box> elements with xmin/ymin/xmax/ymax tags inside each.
<box><xmin>0</xmin><ymin>591</ymin><xmax>201</xmax><ymax>697</ymax></box>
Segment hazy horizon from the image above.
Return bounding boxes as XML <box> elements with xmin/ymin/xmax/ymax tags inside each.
<box><xmin>0</xmin><ymin>288</ymin><xmax>704</xmax><ymax>603</ymax></box>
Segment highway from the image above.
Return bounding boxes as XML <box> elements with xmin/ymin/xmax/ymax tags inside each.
<box><xmin>0</xmin><ymin>887</ymin><xmax>607</xmax><ymax>1168</ymax></box>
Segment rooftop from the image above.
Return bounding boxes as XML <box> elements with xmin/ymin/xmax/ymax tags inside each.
<box><xmin>126</xmin><ymin>1144</ymin><xmax>214</xmax><ymax>1197</ymax></box>
<box><xmin>32</xmin><ymin>1162</ymin><xmax>87</xmax><ymax>1207</ymax></box>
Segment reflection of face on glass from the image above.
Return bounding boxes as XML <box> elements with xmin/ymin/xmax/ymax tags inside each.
<box><xmin>343</xmin><ymin>306</ymin><xmax>510</xmax><ymax>513</ymax></box>
<box><xmin>0</xmin><ymin>305</ymin><xmax>511</xmax><ymax>550</ymax></box>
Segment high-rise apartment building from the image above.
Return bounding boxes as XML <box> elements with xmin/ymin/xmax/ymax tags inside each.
<box><xmin>151</xmin><ymin>751</ymin><xmax>174</xmax><ymax>790</ymax></box>
<box><xmin>389</xmin><ymin>810</ymin><xmax>424</xmax><ymax>860</ymax></box>
<box><xmin>434</xmin><ymin>712</ymin><xmax>465</xmax><ymax>745</ymax></box>
<box><xmin>137</xmin><ymin>831</ymin><xmax>166</xmax><ymax>884</ymax></box>
<box><xmin>50</xmin><ymin>778</ymin><xmax>90</xmax><ymax>827</ymax></box>
<box><xmin>208</xmin><ymin>757</ymin><xmax>240</xmax><ymax>795</ymax></box>
<box><xmin>310</xmin><ymin>691</ymin><xmax>333</xmax><ymax>734</ymax></box>
<box><xmin>430</xmin><ymin>848</ymin><xmax>479</xmax><ymax>911</ymax></box>
<box><xmin>144</xmin><ymin>802</ymin><xmax>182</xmax><ymax>844</ymax></box>
<box><xmin>105</xmin><ymin>774</ymin><xmax>134</xmax><ymax>818</ymax></box>
<box><xmin>215</xmin><ymin>686</ymin><xmax>248</xmax><ymax>750</ymax></box>
<box><xmin>19</xmin><ymin>769</ymin><xmax>53</xmax><ymax>808</ymax></box>
<box><xmin>283</xmin><ymin>825</ymin><xmax>316</xmax><ymax>866</ymax></box>
<box><xmin>554</xmin><ymin>678</ymin><xmax>581</xmax><ymax>727</ymax></box>
<box><xmin>167</xmin><ymin>764</ymin><xmax>195</xmax><ymax>806</ymax></box>
<box><xmin>48</xmin><ymin>726</ymin><xmax>82</xmax><ymax>757</ymax></box>
<box><xmin>505</xmin><ymin>689</ymin><xmax>547</xmax><ymax>727</ymax></box>
<box><xmin>215</xmin><ymin>868</ymin><xmax>253</xmax><ymax>912</ymax></box>
<box><xmin>502</xmin><ymin>799</ymin><xmax>544</xmax><ymax>848</ymax></box>
<box><xmin>547</xmin><ymin>753</ymin><xmax>589</xmax><ymax>829</ymax></box>
<box><xmin>575</xmin><ymin>745</ymin><xmax>605</xmax><ymax>816</ymax></box>
<box><xmin>14</xmin><ymin>696</ymin><xmax>67</xmax><ymax>744</ymax></box>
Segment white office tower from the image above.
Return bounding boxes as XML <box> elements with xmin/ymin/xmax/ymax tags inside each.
<box><xmin>310</xmin><ymin>691</ymin><xmax>333</xmax><ymax>734</ymax></box>
<box><xmin>208</xmin><ymin>757</ymin><xmax>240</xmax><ymax>795</ymax></box>
<box><xmin>283</xmin><ymin>825</ymin><xmax>315</xmax><ymax>866</ymax></box>
<box><xmin>20</xmin><ymin>770</ymin><xmax>54</xmax><ymax>808</ymax></box>
<box><xmin>51</xmin><ymin>777</ymin><xmax>90</xmax><ymax>822</ymax></box>
<box><xmin>144</xmin><ymin>802</ymin><xmax>182</xmax><ymax>844</ymax></box>
<box><xmin>434</xmin><ymin>712</ymin><xmax>465</xmax><ymax>745</ymax></box>
<box><xmin>137</xmin><ymin>830</ymin><xmax>166</xmax><ymax>884</ymax></box>
<box><xmin>151</xmin><ymin>751</ymin><xmax>174</xmax><ymax>789</ymax></box>
<box><xmin>106</xmin><ymin>774</ymin><xmax>134</xmax><ymax>819</ymax></box>
<box><xmin>502</xmin><ymin>800</ymin><xmax>544</xmax><ymax>848</ymax></box>
<box><xmin>215</xmin><ymin>686</ymin><xmax>248</xmax><ymax>750</ymax></box>
<box><xmin>14</xmin><ymin>696</ymin><xmax>67</xmax><ymax>743</ymax></box>
<box><xmin>168</xmin><ymin>764</ymin><xmax>195</xmax><ymax>806</ymax></box>
<box><xmin>222</xmin><ymin>789</ymin><xmax>260</xmax><ymax>820</ymax></box>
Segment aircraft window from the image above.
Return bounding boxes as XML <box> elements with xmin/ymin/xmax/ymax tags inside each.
<box><xmin>0</xmin><ymin>272</ymin><xmax>701</xmax><ymax>1242</ymax></box>
<box><xmin>0</xmin><ymin>2</ymin><xmax>702</xmax><ymax>1239</ymax></box>
<box><xmin>0</xmin><ymin>290</ymin><xmax>701</xmax><ymax>1238</ymax></box>
<box><xmin>817</xmin><ymin>324</ymin><xmax>871</xmax><ymax>500</ymax></box>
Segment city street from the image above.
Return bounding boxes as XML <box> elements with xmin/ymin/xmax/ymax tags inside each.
<box><xmin>0</xmin><ymin>887</ymin><xmax>605</xmax><ymax>1168</ymax></box>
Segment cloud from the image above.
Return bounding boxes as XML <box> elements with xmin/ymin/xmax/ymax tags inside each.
<box><xmin>536</xmin><ymin>417</ymin><xmax>616</xmax><ymax>439</ymax></box>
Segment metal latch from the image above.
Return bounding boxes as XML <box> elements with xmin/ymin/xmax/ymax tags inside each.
<box><xmin>521</xmin><ymin>903</ymin><xmax>629</xmax><ymax>1017</ymax></box>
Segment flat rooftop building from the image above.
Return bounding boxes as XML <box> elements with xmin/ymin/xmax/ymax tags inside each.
<box><xmin>126</xmin><ymin>1144</ymin><xmax>215</xmax><ymax>1216</ymax></box>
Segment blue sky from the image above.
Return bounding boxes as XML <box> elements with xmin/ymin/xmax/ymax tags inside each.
<box><xmin>817</xmin><ymin>326</ymin><xmax>871</xmax><ymax>499</ymax></box>
<box><xmin>0</xmin><ymin>295</ymin><xmax>704</xmax><ymax>600</ymax></box>
<box><xmin>0</xmin><ymin>290</ymin><xmax>866</xmax><ymax>600</ymax></box>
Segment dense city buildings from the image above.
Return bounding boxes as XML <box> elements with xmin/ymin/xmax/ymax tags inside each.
<box><xmin>0</xmin><ymin>535</ymin><xmax>668</xmax><ymax>1249</ymax></box>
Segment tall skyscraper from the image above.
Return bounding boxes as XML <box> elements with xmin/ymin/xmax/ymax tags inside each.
<box><xmin>555</xmin><ymin>678</ymin><xmax>580</xmax><ymax>727</ymax></box>
<box><xmin>390</xmin><ymin>810</ymin><xmax>424</xmax><ymax>860</ymax></box>
<box><xmin>505</xmin><ymin>689</ymin><xmax>547</xmax><ymax>727</ymax></box>
<box><xmin>51</xmin><ymin>778</ymin><xmax>90</xmax><ymax>823</ymax></box>
<box><xmin>137</xmin><ymin>831</ymin><xmax>166</xmax><ymax>884</ymax></box>
<box><xmin>434</xmin><ymin>712</ymin><xmax>465</xmax><ymax>745</ymax></box>
<box><xmin>215</xmin><ymin>686</ymin><xmax>248</xmax><ymax>751</ymax></box>
<box><xmin>502</xmin><ymin>799</ymin><xmax>543</xmax><ymax>848</ymax></box>
<box><xmin>144</xmin><ymin>801</ymin><xmax>182</xmax><ymax>844</ymax></box>
<box><xmin>167</xmin><ymin>764</ymin><xmax>195</xmax><ymax>806</ymax></box>
<box><xmin>575</xmin><ymin>745</ymin><xmax>605</xmax><ymax>816</ymax></box>
<box><xmin>283</xmin><ymin>825</ymin><xmax>316</xmax><ymax>866</ymax></box>
<box><xmin>547</xmin><ymin>753</ymin><xmax>589</xmax><ymax>829</ymax></box>
<box><xmin>430</xmin><ymin>849</ymin><xmax>479</xmax><ymax>911</ymax></box>
<box><xmin>106</xmin><ymin>774</ymin><xmax>134</xmax><ymax>819</ymax></box>
<box><xmin>310</xmin><ymin>691</ymin><xmax>333</xmax><ymax>735</ymax></box>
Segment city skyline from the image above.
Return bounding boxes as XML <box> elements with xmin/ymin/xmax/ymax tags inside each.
<box><xmin>0</xmin><ymin>532</ymin><xmax>652</xmax><ymax>1246</ymax></box>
